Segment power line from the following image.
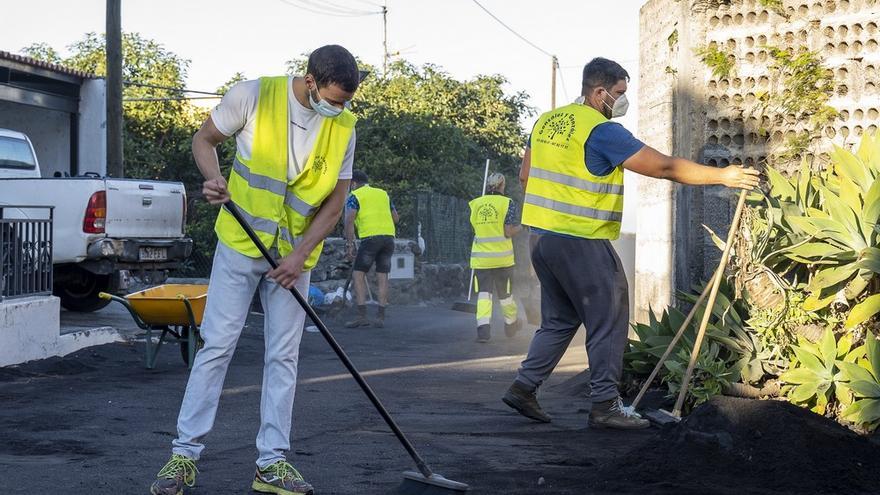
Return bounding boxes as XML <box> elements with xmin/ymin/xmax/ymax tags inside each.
<box><xmin>556</xmin><ymin>60</ymin><xmax>570</xmax><ymax>102</ymax></box>
<box><xmin>280</xmin><ymin>0</ymin><xmax>380</xmax><ymax>17</ymax></box>
<box><xmin>124</xmin><ymin>96</ymin><xmax>221</xmax><ymax>102</ymax></box>
<box><xmin>123</xmin><ymin>80</ymin><xmax>222</xmax><ymax>96</ymax></box>
<box><xmin>349</xmin><ymin>0</ymin><xmax>383</xmax><ymax>6</ymax></box>
<box><xmin>470</xmin><ymin>0</ymin><xmax>553</xmax><ymax>58</ymax></box>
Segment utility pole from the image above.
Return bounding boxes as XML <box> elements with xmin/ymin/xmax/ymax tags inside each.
<box><xmin>106</xmin><ymin>0</ymin><xmax>123</xmax><ymax>178</ymax></box>
<box><xmin>550</xmin><ymin>55</ymin><xmax>558</xmax><ymax>109</ymax></box>
<box><xmin>382</xmin><ymin>1</ymin><xmax>388</xmax><ymax>75</ymax></box>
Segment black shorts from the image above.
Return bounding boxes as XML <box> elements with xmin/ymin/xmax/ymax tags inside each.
<box><xmin>354</xmin><ymin>235</ymin><xmax>395</xmax><ymax>273</ymax></box>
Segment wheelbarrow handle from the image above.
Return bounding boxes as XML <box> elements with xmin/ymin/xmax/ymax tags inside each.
<box><xmin>99</xmin><ymin>292</ymin><xmax>151</xmax><ymax>330</ymax></box>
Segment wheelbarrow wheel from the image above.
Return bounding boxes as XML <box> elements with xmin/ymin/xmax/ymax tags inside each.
<box><xmin>179</xmin><ymin>334</ymin><xmax>204</xmax><ymax>366</ymax></box>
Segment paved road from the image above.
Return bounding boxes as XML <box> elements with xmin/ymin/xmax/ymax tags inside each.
<box><xmin>1</xmin><ymin>303</ymin><xmax>654</xmax><ymax>494</ymax></box>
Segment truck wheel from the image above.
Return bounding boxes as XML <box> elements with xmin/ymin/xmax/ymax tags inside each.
<box><xmin>54</xmin><ymin>267</ymin><xmax>112</xmax><ymax>312</ymax></box>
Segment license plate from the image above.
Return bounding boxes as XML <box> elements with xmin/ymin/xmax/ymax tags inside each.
<box><xmin>139</xmin><ymin>247</ymin><xmax>167</xmax><ymax>261</ymax></box>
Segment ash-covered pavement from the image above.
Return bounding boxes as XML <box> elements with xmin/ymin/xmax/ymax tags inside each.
<box><xmin>0</xmin><ymin>303</ymin><xmax>654</xmax><ymax>494</ymax></box>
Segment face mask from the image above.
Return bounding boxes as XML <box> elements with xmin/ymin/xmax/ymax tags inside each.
<box><xmin>308</xmin><ymin>85</ymin><xmax>343</xmax><ymax>118</ymax></box>
<box><xmin>602</xmin><ymin>91</ymin><xmax>629</xmax><ymax>118</ymax></box>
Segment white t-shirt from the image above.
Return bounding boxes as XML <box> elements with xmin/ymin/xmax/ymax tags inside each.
<box><xmin>211</xmin><ymin>76</ymin><xmax>355</xmax><ymax>181</ymax></box>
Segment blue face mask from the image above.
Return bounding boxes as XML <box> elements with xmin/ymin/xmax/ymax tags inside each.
<box><xmin>308</xmin><ymin>86</ymin><xmax>344</xmax><ymax>118</ymax></box>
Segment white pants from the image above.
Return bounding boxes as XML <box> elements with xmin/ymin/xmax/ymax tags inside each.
<box><xmin>171</xmin><ymin>241</ymin><xmax>311</xmax><ymax>468</ymax></box>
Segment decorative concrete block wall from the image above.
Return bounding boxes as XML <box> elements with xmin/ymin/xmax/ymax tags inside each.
<box><xmin>636</xmin><ymin>0</ymin><xmax>879</xmax><ymax>319</ymax></box>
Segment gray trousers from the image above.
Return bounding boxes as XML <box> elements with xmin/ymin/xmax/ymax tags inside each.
<box><xmin>515</xmin><ymin>233</ymin><xmax>629</xmax><ymax>402</ymax></box>
<box><xmin>172</xmin><ymin>242</ymin><xmax>311</xmax><ymax>468</ymax></box>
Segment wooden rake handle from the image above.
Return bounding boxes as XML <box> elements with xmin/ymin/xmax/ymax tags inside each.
<box><xmin>628</xmin><ymin>270</ymin><xmax>716</xmax><ymax>411</ymax></box>
<box><xmin>672</xmin><ymin>189</ymin><xmax>748</xmax><ymax>417</ymax></box>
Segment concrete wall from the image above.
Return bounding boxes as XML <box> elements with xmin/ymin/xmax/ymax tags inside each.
<box><xmin>635</xmin><ymin>0</ymin><xmax>683</xmax><ymax>321</ymax></box>
<box><xmin>0</xmin><ymin>101</ymin><xmax>70</xmax><ymax>178</ymax></box>
<box><xmin>0</xmin><ymin>295</ymin><xmax>121</xmax><ymax>367</ymax></box>
<box><xmin>78</xmin><ymin>78</ymin><xmax>107</xmax><ymax>176</ymax></box>
<box><xmin>636</xmin><ymin>0</ymin><xmax>880</xmax><ymax>320</ymax></box>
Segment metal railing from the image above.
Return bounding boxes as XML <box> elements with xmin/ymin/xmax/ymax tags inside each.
<box><xmin>0</xmin><ymin>205</ymin><xmax>54</xmax><ymax>300</ymax></box>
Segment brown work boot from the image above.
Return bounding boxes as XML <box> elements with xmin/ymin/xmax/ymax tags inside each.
<box><xmin>589</xmin><ymin>396</ymin><xmax>650</xmax><ymax>430</ymax></box>
<box><xmin>150</xmin><ymin>454</ymin><xmax>197</xmax><ymax>495</ymax></box>
<box><xmin>374</xmin><ymin>305</ymin><xmax>386</xmax><ymax>328</ymax></box>
<box><xmin>502</xmin><ymin>381</ymin><xmax>551</xmax><ymax>423</ymax></box>
<box><xmin>345</xmin><ymin>305</ymin><xmax>371</xmax><ymax>328</ymax></box>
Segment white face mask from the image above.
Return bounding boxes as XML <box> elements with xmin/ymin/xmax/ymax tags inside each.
<box><xmin>602</xmin><ymin>91</ymin><xmax>629</xmax><ymax>118</ymax></box>
<box><xmin>308</xmin><ymin>85</ymin><xmax>344</xmax><ymax>118</ymax></box>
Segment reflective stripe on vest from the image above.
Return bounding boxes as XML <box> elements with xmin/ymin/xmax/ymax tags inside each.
<box><xmin>351</xmin><ymin>185</ymin><xmax>396</xmax><ymax>238</ymax></box>
<box><xmin>522</xmin><ymin>104</ymin><xmax>624</xmax><ymax>240</ymax></box>
<box><xmin>215</xmin><ymin>75</ymin><xmax>356</xmax><ymax>268</ymax></box>
<box><xmin>469</xmin><ymin>194</ymin><xmax>515</xmax><ymax>269</ymax></box>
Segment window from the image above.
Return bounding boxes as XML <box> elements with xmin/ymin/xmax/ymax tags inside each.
<box><xmin>0</xmin><ymin>136</ymin><xmax>36</xmax><ymax>170</ymax></box>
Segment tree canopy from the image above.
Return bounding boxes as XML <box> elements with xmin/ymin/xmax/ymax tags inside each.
<box><xmin>22</xmin><ymin>34</ymin><xmax>534</xmax><ymax>271</ymax></box>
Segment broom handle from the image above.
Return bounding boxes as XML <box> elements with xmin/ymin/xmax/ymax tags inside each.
<box><xmin>629</xmin><ymin>270</ymin><xmax>716</xmax><ymax>411</ymax></box>
<box><xmin>467</xmin><ymin>158</ymin><xmax>492</xmax><ymax>301</ymax></box>
<box><xmin>672</xmin><ymin>189</ymin><xmax>748</xmax><ymax>417</ymax></box>
<box><xmin>223</xmin><ymin>202</ymin><xmax>435</xmax><ymax>479</ymax></box>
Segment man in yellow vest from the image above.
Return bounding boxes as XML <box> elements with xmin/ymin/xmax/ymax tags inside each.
<box><xmin>150</xmin><ymin>45</ymin><xmax>360</xmax><ymax>495</ymax></box>
<box><xmin>502</xmin><ymin>57</ymin><xmax>759</xmax><ymax>429</ymax></box>
<box><xmin>343</xmin><ymin>170</ymin><xmax>399</xmax><ymax>328</ymax></box>
<box><xmin>469</xmin><ymin>172</ymin><xmax>522</xmax><ymax>343</ymax></box>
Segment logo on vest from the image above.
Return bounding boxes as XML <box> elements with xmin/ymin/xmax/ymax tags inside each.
<box><xmin>536</xmin><ymin>113</ymin><xmax>576</xmax><ymax>148</ymax></box>
<box><xmin>312</xmin><ymin>155</ymin><xmax>327</xmax><ymax>175</ymax></box>
<box><xmin>475</xmin><ymin>204</ymin><xmax>499</xmax><ymax>225</ymax></box>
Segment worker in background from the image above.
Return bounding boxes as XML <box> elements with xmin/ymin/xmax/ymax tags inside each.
<box><xmin>503</xmin><ymin>57</ymin><xmax>759</xmax><ymax>429</ymax></box>
<box><xmin>469</xmin><ymin>172</ymin><xmax>522</xmax><ymax>343</ymax></box>
<box><xmin>151</xmin><ymin>45</ymin><xmax>360</xmax><ymax>495</ymax></box>
<box><xmin>344</xmin><ymin>170</ymin><xmax>399</xmax><ymax>328</ymax></box>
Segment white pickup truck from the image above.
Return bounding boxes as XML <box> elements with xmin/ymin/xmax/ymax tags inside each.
<box><xmin>0</xmin><ymin>128</ymin><xmax>192</xmax><ymax>311</ymax></box>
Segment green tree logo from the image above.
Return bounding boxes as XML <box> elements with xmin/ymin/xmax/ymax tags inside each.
<box><xmin>312</xmin><ymin>155</ymin><xmax>327</xmax><ymax>175</ymax></box>
<box><xmin>539</xmin><ymin>113</ymin><xmax>577</xmax><ymax>141</ymax></box>
<box><xmin>477</xmin><ymin>204</ymin><xmax>499</xmax><ymax>224</ymax></box>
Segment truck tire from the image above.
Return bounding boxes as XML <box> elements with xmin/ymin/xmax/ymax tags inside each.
<box><xmin>54</xmin><ymin>266</ymin><xmax>112</xmax><ymax>312</ymax></box>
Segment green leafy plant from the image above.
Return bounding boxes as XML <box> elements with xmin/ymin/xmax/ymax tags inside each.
<box><xmin>663</xmin><ymin>344</ymin><xmax>736</xmax><ymax>410</ymax></box>
<box><xmin>758</xmin><ymin>0</ymin><xmax>789</xmax><ymax>19</ymax></box>
<box><xmin>838</xmin><ymin>334</ymin><xmax>880</xmax><ymax>432</ymax></box>
<box><xmin>761</xmin><ymin>133</ymin><xmax>880</xmax><ymax>328</ymax></box>
<box><xmin>696</xmin><ymin>45</ymin><xmax>735</xmax><ymax>79</ymax></box>
<box><xmin>780</xmin><ymin>330</ymin><xmax>858</xmax><ymax>414</ymax></box>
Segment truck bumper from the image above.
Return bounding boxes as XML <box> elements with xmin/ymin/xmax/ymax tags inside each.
<box><xmin>83</xmin><ymin>237</ymin><xmax>193</xmax><ymax>274</ymax></box>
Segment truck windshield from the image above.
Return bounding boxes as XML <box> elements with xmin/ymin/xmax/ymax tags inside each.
<box><xmin>0</xmin><ymin>136</ymin><xmax>37</xmax><ymax>169</ymax></box>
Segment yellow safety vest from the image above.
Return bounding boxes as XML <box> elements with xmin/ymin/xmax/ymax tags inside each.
<box><xmin>351</xmin><ymin>185</ymin><xmax>396</xmax><ymax>238</ymax></box>
<box><xmin>522</xmin><ymin>104</ymin><xmax>624</xmax><ymax>239</ymax></box>
<box><xmin>214</xmin><ymin>75</ymin><xmax>357</xmax><ymax>269</ymax></box>
<box><xmin>469</xmin><ymin>194</ymin><xmax>515</xmax><ymax>269</ymax></box>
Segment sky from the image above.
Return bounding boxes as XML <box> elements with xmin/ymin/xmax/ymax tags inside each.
<box><xmin>2</xmin><ymin>0</ymin><xmax>646</xmax><ymax>231</ymax></box>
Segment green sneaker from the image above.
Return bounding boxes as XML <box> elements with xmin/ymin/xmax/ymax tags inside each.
<box><xmin>150</xmin><ymin>454</ymin><xmax>198</xmax><ymax>495</ymax></box>
<box><xmin>252</xmin><ymin>460</ymin><xmax>314</xmax><ymax>495</ymax></box>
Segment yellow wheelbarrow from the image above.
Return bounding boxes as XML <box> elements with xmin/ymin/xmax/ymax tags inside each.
<box><xmin>99</xmin><ymin>284</ymin><xmax>208</xmax><ymax>369</ymax></box>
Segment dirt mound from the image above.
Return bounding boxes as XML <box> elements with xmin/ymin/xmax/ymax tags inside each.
<box><xmin>591</xmin><ymin>396</ymin><xmax>880</xmax><ymax>495</ymax></box>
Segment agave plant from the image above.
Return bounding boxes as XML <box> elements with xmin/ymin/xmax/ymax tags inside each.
<box><xmin>779</xmin><ymin>329</ymin><xmax>859</xmax><ymax>414</ymax></box>
<box><xmin>625</xmin><ymin>280</ymin><xmax>774</xmax><ymax>388</ymax></box>
<box><xmin>763</xmin><ymin>132</ymin><xmax>880</xmax><ymax>328</ymax></box>
<box><xmin>662</xmin><ymin>343</ymin><xmax>735</xmax><ymax>410</ymax></box>
<box><xmin>838</xmin><ymin>334</ymin><xmax>880</xmax><ymax>432</ymax></box>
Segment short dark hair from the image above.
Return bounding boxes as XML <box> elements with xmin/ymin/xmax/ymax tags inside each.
<box><xmin>306</xmin><ymin>45</ymin><xmax>360</xmax><ymax>93</ymax></box>
<box><xmin>581</xmin><ymin>57</ymin><xmax>629</xmax><ymax>93</ymax></box>
<box><xmin>352</xmin><ymin>170</ymin><xmax>369</xmax><ymax>184</ymax></box>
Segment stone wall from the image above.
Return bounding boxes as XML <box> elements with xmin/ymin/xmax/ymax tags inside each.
<box><xmin>636</xmin><ymin>0</ymin><xmax>880</xmax><ymax>319</ymax></box>
<box><xmin>310</xmin><ymin>237</ymin><xmax>470</xmax><ymax>305</ymax></box>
